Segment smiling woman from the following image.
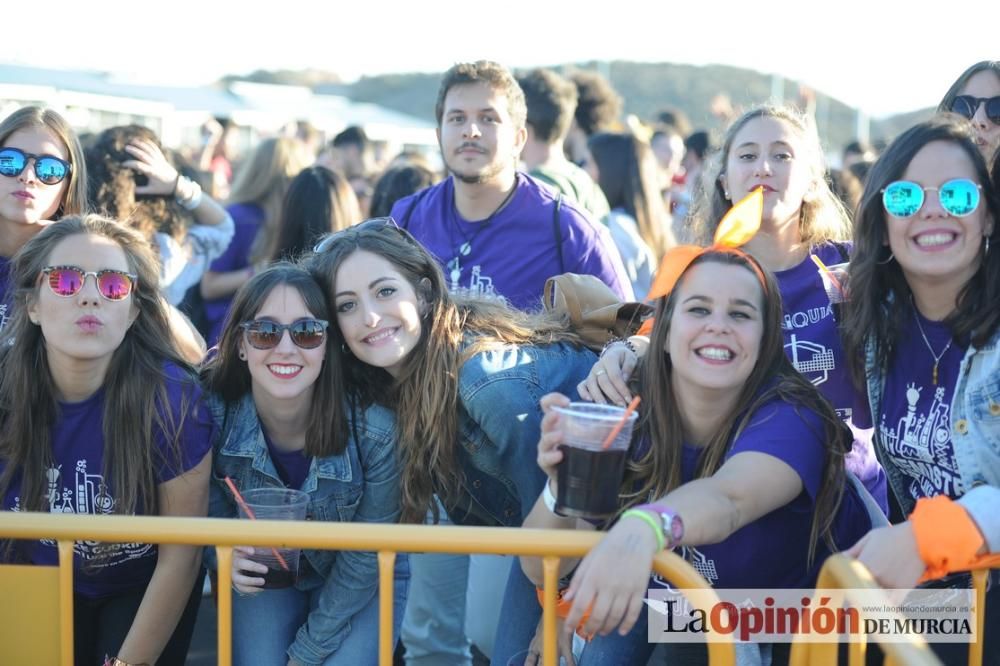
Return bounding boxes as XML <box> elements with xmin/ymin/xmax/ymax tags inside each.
<box><xmin>200</xmin><ymin>263</ymin><xmax>408</xmax><ymax>666</ymax></box>
<box><xmin>841</xmin><ymin>114</ymin><xmax>1000</xmax><ymax>665</ymax></box>
<box><xmin>307</xmin><ymin>220</ymin><xmax>598</xmax><ymax>656</ymax></box>
<box><xmin>520</xmin><ymin>248</ymin><xmax>872</xmax><ymax>664</ymax></box>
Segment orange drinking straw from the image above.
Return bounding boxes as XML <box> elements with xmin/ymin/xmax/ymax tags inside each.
<box><xmin>600</xmin><ymin>396</ymin><xmax>641</xmax><ymax>450</ymax></box>
<box><xmin>224</xmin><ymin>476</ymin><xmax>290</xmax><ymax>571</ymax></box>
<box><xmin>810</xmin><ymin>254</ymin><xmax>845</xmax><ymax>298</ymax></box>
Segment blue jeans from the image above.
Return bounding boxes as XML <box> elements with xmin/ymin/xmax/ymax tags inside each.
<box><xmin>491</xmin><ymin>559</ymin><xmax>544</xmax><ymax>665</ymax></box>
<box><xmin>231</xmin><ymin>571</ymin><xmax>408</xmax><ymax>665</ymax></box>
<box><xmin>401</xmin><ymin>499</ymin><xmax>473</xmax><ymax>665</ymax></box>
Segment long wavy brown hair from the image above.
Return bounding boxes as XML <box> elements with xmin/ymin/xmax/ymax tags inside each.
<box><xmin>841</xmin><ymin>116</ymin><xmax>1000</xmax><ymax>385</ymax></box>
<box><xmin>621</xmin><ymin>250</ymin><xmax>849</xmax><ymax>562</ymax></box>
<box><xmin>0</xmin><ymin>215</ymin><xmax>194</xmax><ymax>557</ymax></box>
<box><xmin>85</xmin><ymin>124</ymin><xmax>192</xmax><ymax>245</ymax></box>
<box><xmin>308</xmin><ymin>222</ymin><xmax>582</xmax><ymax>523</ymax></box>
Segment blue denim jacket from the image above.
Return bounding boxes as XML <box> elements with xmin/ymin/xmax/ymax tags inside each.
<box><xmin>206</xmin><ymin>392</ymin><xmax>405</xmax><ymax>665</ymax></box>
<box><xmin>445</xmin><ymin>340</ymin><xmax>598</xmax><ymax>527</ymax></box>
<box><xmin>865</xmin><ymin>327</ymin><xmax>1000</xmax><ymax>551</ymax></box>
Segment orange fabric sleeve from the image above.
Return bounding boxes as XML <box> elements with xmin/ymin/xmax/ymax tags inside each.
<box><xmin>536</xmin><ymin>587</ymin><xmax>593</xmax><ymax>637</ymax></box>
<box><xmin>911</xmin><ymin>495</ymin><xmax>992</xmax><ymax>583</ymax></box>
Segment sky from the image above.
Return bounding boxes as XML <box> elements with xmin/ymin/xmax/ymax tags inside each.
<box><xmin>10</xmin><ymin>1</ymin><xmax>999</xmax><ymax>118</ymax></box>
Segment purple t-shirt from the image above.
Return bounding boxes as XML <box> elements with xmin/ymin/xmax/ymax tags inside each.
<box><xmin>264</xmin><ymin>432</ymin><xmax>311</xmax><ymax>490</ymax></box>
<box><xmin>777</xmin><ymin>243</ymin><xmax>887</xmax><ymax>512</ymax></box>
<box><xmin>204</xmin><ymin>202</ymin><xmax>265</xmax><ymax>345</ymax></box>
<box><xmin>877</xmin><ymin>309</ymin><xmax>967</xmax><ymax>502</ymax></box>
<box><xmin>1</xmin><ymin>363</ymin><xmax>214</xmax><ymax>598</ymax></box>
<box><xmin>390</xmin><ymin>173</ymin><xmax>633</xmax><ymax>309</ymax></box>
<box><xmin>649</xmin><ymin>398</ymin><xmax>871</xmax><ymax>591</ymax></box>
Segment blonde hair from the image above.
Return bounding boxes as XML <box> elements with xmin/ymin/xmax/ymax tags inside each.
<box><xmin>228</xmin><ymin>137</ymin><xmax>311</xmax><ymax>263</ymax></box>
<box><xmin>0</xmin><ymin>106</ymin><xmax>87</xmax><ymax>218</ymax></box>
<box><xmin>690</xmin><ymin>105</ymin><xmax>850</xmax><ymax>247</ymax></box>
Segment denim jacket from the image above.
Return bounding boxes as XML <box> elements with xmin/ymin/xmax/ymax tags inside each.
<box><xmin>206</xmin><ymin>392</ymin><xmax>403</xmax><ymax>665</ymax></box>
<box><xmin>445</xmin><ymin>340</ymin><xmax>598</xmax><ymax>527</ymax></box>
<box><xmin>864</xmin><ymin>327</ymin><xmax>1000</xmax><ymax>552</ymax></box>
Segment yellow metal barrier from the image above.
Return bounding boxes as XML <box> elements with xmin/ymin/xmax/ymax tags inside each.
<box><xmin>0</xmin><ymin>512</ymin><xmax>736</xmax><ymax>666</ymax></box>
<box><xmin>789</xmin><ymin>553</ymin><xmax>998</xmax><ymax>666</ymax></box>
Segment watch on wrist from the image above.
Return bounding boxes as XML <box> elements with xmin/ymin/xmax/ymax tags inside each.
<box><xmin>644</xmin><ymin>504</ymin><xmax>683</xmax><ymax>549</ymax></box>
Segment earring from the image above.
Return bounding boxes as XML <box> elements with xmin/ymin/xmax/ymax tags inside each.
<box><xmin>341</xmin><ymin>343</ymin><xmax>350</xmax><ymax>354</ymax></box>
<box><xmin>239</xmin><ymin>351</ymin><xmax>246</xmax><ymax>361</ymax></box>
<box><xmin>986</xmin><ymin>236</ymin><xmax>991</xmax><ymax>256</ymax></box>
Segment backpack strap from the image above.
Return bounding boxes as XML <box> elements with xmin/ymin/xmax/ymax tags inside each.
<box><xmin>398</xmin><ymin>186</ymin><xmax>431</xmax><ymax>230</ymax></box>
<box><xmin>552</xmin><ymin>194</ymin><xmax>565</xmax><ymax>274</ymax></box>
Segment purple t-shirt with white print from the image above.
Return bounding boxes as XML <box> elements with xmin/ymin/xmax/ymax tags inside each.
<box><xmin>649</xmin><ymin>398</ymin><xmax>871</xmax><ymax>591</ymax></box>
<box><xmin>876</xmin><ymin>308</ymin><xmax>968</xmax><ymax>502</ymax></box>
<box><xmin>0</xmin><ymin>255</ymin><xmax>12</xmax><ymax>332</ymax></box>
<box><xmin>1</xmin><ymin>363</ymin><xmax>214</xmax><ymax>598</ymax></box>
<box><xmin>204</xmin><ymin>202</ymin><xmax>265</xmax><ymax>346</ymax></box>
<box><xmin>390</xmin><ymin>172</ymin><xmax>633</xmax><ymax>310</ymax></box>
<box><xmin>776</xmin><ymin>243</ymin><xmax>887</xmax><ymax>512</ymax></box>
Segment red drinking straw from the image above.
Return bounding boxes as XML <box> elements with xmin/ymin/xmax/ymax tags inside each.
<box><xmin>810</xmin><ymin>254</ymin><xmax>845</xmax><ymax>298</ymax></box>
<box><xmin>224</xmin><ymin>476</ymin><xmax>290</xmax><ymax>571</ymax></box>
<box><xmin>600</xmin><ymin>396</ymin><xmax>642</xmax><ymax>450</ymax></box>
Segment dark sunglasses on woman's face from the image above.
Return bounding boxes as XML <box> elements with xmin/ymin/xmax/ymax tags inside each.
<box><xmin>240</xmin><ymin>318</ymin><xmax>329</xmax><ymax>350</ymax></box>
<box><xmin>312</xmin><ymin>216</ymin><xmax>404</xmax><ymax>253</ymax></box>
<box><xmin>0</xmin><ymin>147</ymin><xmax>72</xmax><ymax>185</ymax></box>
<box><xmin>41</xmin><ymin>266</ymin><xmax>137</xmax><ymax>301</ymax></box>
<box><xmin>950</xmin><ymin>95</ymin><xmax>1000</xmax><ymax>125</ymax></box>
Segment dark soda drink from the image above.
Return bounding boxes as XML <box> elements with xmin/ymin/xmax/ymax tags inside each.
<box><xmin>260</xmin><ymin>565</ymin><xmax>295</xmax><ymax>589</ymax></box>
<box><xmin>555</xmin><ymin>445</ymin><xmax>627</xmax><ymax>519</ymax></box>
<box><xmin>239</xmin><ymin>564</ymin><xmax>296</xmax><ymax>589</ymax></box>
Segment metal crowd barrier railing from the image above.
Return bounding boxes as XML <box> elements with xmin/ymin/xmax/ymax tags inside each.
<box><xmin>0</xmin><ymin>512</ymin><xmax>737</xmax><ymax>666</ymax></box>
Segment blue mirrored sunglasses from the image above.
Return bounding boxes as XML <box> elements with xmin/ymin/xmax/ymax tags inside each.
<box><xmin>881</xmin><ymin>178</ymin><xmax>982</xmax><ymax>218</ymax></box>
<box><xmin>0</xmin><ymin>147</ymin><xmax>72</xmax><ymax>185</ymax></box>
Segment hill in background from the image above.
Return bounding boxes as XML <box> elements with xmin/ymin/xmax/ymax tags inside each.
<box><xmin>240</xmin><ymin>61</ymin><xmax>935</xmax><ymax>154</ymax></box>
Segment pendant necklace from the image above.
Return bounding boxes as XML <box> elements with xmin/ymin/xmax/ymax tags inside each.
<box><xmin>912</xmin><ymin>298</ymin><xmax>953</xmax><ymax>385</ymax></box>
<box><xmin>448</xmin><ymin>182</ymin><xmax>517</xmax><ymax>285</ymax></box>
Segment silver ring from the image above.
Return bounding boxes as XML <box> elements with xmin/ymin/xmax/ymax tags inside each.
<box><xmin>595</xmin><ymin>369</ymin><xmax>607</xmax><ymax>376</ymax></box>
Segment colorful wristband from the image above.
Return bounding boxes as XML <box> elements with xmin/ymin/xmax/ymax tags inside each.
<box><xmin>911</xmin><ymin>495</ymin><xmax>984</xmax><ymax>582</ymax></box>
<box><xmin>621</xmin><ymin>508</ymin><xmax>665</xmax><ymax>551</ymax></box>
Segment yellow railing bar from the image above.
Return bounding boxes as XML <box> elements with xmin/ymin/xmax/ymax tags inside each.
<box><xmin>542</xmin><ymin>556</ymin><xmax>559</xmax><ymax>666</ymax></box>
<box><xmin>57</xmin><ymin>540</ymin><xmax>74</xmax><ymax>666</ymax></box>
<box><xmin>0</xmin><ymin>512</ymin><xmax>735</xmax><ymax>666</ymax></box>
<box><xmin>790</xmin><ymin>554</ymin><xmax>942</xmax><ymax>666</ymax></box>
<box><xmin>377</xmin><ymin>551</ymin><xmax>395</xmax><ymax>666</ymax></box>
<box><xmin>216</xmin><ymin>546</ymin><xmax>233</xmax><ymax>666</ymax></box>
<box><xmin>970</xmin><ymin>568</ymin><xmax>987</xmax><ymax>666</ymax></box>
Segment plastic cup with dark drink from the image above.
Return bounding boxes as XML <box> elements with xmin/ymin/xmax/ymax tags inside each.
<box><xmin>818</xmin><ymin>261</ymin><xmax>849</xmax><ymax>323</ymax></box>
<box><xmin>551</xmin><ymin>402</ymin><xmax>638</xmax><ymax>520</ymax></box>
<box><xmin>237</xmin><ymin>487</ymin><xmax>309</xmax><ymax>589</ymax></box>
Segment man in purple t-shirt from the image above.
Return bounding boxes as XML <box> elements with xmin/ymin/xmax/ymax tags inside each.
<box><xmin>390</xmin><ymin>60</ymin><xmax>632</xmax><ymax>310</ymax></box>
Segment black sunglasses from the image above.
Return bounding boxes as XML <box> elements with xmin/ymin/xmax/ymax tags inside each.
<box><xmin>0</xmin><ymin>147</ymin><xmax>72</xmax><ymax>185</ymax></box>
<box><xmin>951</xmin><ymin>95</ymin><xmax>1000</xmax><ymax>125</ymax></box>
<box><xmin>312</xmin><ymin>217</ymin><xmax>405</xmax><ymax>253</ymax></box>
<box><xmin>240</xmin><ymin>318</ymin><xmax>329</xmax><ymax>350</ymax></box>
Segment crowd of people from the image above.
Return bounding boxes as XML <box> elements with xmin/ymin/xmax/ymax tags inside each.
<box><xmin>0</xmin><ymin>58</ymin><xmax>997</xmax><ymax>666</ymax></box>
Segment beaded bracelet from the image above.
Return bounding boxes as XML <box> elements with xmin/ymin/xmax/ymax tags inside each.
<box><xmin>601</xmin><ymin>336</ymin><xmax>638</xmax><ymax>358</ymax></box>
<box><xmin>620</xmin><ymin>508</ymin><xmax>665</xmax><ymax>551</ymax></box>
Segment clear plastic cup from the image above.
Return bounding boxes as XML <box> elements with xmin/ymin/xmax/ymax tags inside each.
<box><xmin>551</xmin><ymin>402</ymin><xmax>638</xmax><ymax>520</ymax></box>
<box><xmin>237</xmin><ymin>487</ymin><xmax>309</xmax><ymax>589</ymax></box>
<box><xmin>819</xmin><ymin>261</ymin><xmax>849</xmax><ymax>322</ymax></box>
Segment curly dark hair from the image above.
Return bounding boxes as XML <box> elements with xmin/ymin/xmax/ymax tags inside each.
<box><xmin>86</xmin><ymin>125</ymin><xmax>192</xmax><ymax>245</ymax></box>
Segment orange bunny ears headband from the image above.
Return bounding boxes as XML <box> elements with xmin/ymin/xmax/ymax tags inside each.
<box><xmin>646</xmin><ymin>187</ymin><xmax>766</xmax><ymax>301</ymax></box>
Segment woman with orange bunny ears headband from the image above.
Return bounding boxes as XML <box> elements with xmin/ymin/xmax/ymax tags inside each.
<box><xmin>518</xmin><ymin>198</ymin><xmax>874</xmax><ymax>665</ymax></box>
<box><xmin>579</xmin><ymin>105</ymin><xmax>890</xmax><ymax>521</ymax></box>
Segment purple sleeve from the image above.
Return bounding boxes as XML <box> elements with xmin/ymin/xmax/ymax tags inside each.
<box><xmin>208</xmin><ymin>204</ymin><xmax>260</xmax><ymax>272</ymax></box>
<box><xmin>729</xmin><ymin>400</ymin><xmax>826</xmax><ymax>500</ymax></box>
<box><xmin>155</xmin><ymin>365</ymin><xmax>215</xmax><ymax>483</ymax></box>
<box><xmin>561</xmin><ymin>206</ymin><xmax>635</xmax><ymax>301</ymax></box>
